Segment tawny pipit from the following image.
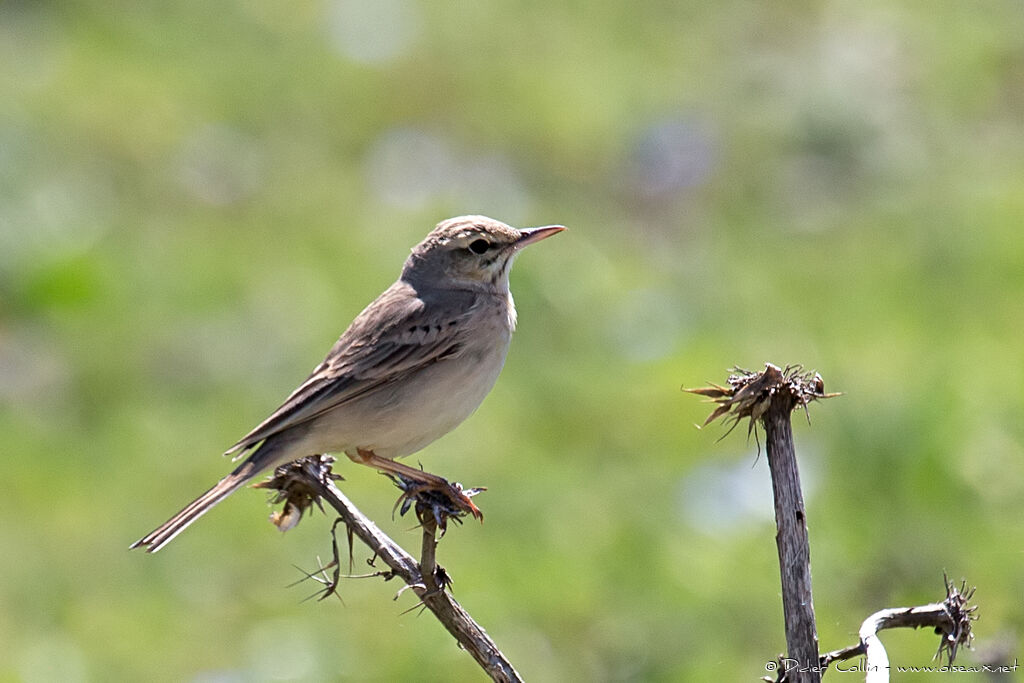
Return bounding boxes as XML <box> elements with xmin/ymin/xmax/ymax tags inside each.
<box><xmin>132</xmin><ymin>216</ymin><xmax>564</xmax><ymax>552</ymax></box>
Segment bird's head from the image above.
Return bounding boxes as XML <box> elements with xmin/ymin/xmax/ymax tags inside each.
<box><xmin>403</xmin><ymin>216</ymin><xmax>565</xmax><ymax>291</ymax></box>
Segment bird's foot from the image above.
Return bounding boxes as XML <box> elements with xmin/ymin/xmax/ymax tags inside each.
<box><xmin>387</xmin><ymin>474</ymin><xmax>485</xmax><ymax>532</ymax></box>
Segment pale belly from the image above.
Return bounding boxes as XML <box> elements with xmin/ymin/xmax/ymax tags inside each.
<box><xmin>296</xmin><ymin>334</ymin><xmax>512</xmax><ymax>460</ymax></box>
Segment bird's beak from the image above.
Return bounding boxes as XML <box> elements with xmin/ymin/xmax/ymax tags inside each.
<box><xmin>515</xmin><ymin>225</ymin><xmax>566</xmax><ymax>250</ymax></box>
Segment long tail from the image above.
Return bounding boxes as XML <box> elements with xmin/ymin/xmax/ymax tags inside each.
<box><xmin>131</xmin><ymin>442</ymin><xmax>285</xmax><ymax>553</ymax></box>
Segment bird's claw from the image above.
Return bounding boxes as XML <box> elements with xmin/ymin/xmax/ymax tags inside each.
<box><xmin>387</xmin><ymin>474</ymin><xmax>485</xmax><ymax>533</ymax></box>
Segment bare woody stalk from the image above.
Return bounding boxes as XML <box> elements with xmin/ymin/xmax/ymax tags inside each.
<box><xmin>689</xmin><ymin>365</ymin><xmax>978</xmax><ymax>682</ymax></box>
<box><xmin>817</xmin><ymin>577</ymin><xmax>976</xmax><ymax>682</ymax></box>
<box><xmin>256</xmin><ymin>455</ymin><xmax>524</xmax><ymax>683</ymax></box>
<box><xmin>688</xmin><ymin>363</ymin><xmax>837</xmax><ymax>683</ymax></box>
<box><xmin>763</xmin><ymin>384</ymin><xmax>819</xmax><ymax>681</ymax></box>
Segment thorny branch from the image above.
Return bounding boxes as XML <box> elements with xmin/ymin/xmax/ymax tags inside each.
<box><xmin>686</xmin><ymin>363</ymin><xmax>838</xmax><ymax>441</ymax></box>
<box><xmin>689</xmin><ymin>366</ymin><xmax>979</xmax><ymax>682</ymax></box>
<box><xmin>690</xmin><ymin>364</ymin><xmax>836</xmax><ymax>683</ymax></box>
<box><xmin>765</xmin><ymin>577</ymin><xmax>977</xmax><ymax>682</ymax></box>
<box><xmin>255</xmin><ymin>455</ymin><xmax>523</xmax><ymax>683</ymax></box>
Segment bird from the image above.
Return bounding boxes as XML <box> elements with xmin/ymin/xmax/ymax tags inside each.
<box><xmin>131</xmin><ymin>216</ymin><xmax>564</xmax><ymax>552</ymax></box>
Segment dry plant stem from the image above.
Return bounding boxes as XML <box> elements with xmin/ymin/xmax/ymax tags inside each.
<box><xmin>821</xmin><ymin>606</ymin><xmax>952</xmax><ymax>683</ymax></box>
<box><xmin>764</xmin><ymin>403</ymin><xmax>820</xmax><ymax>683</ymax></box>
<box><xmin>690</xmin><ymin>368</ymin><xmax>978</xmax><ymax>683</ymax></box>
<box><xmin>420</xmin><ymin>517</ymin><xmax>440</xmax><ymax>594</ymax></box>
<box><xmin>860</xmin><ymin>607</ymin><xmax>951</xmax><ymax>683</ymax></box>
<box><xmin>819</xmin><ymin>579</ymin><xmax>977</xmax><ymax>682</ymax></box>
<box><xmin>295</xmin><ymin>458</ymin><xmax>523</xmax><ymax>683</ymax></box>
<box><xmin>688</xmin><ymin>365</ymin><xmax>835</xmax><ymax>683</ymax></box>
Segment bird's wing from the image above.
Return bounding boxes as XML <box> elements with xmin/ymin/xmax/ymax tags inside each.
<box><xmin>224</xmin><ymin>282</ymin><xmax>476</xmax><ymax>456</ymax></box>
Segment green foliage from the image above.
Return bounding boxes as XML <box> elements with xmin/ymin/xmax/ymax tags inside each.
<box><xmin>2</xmin><ymin>1</ymin><xmax>1022</xmax><ymax>680</ymax></box>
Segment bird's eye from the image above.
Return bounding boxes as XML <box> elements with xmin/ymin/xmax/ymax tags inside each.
<box><xmin>468</xmin><ymin>239</ymin><xmax>491</xmax><ymax>255</ymax></box>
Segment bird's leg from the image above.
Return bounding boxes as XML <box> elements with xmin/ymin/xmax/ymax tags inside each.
<box><xmin>348</xmin><ymin>448</ymin><xmax>484</xmax><ymax>521</ymax></box>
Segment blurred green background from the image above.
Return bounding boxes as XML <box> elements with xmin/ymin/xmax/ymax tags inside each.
<box><xmin>2</xmin><ymin>0</ymin><xmax>1023</xmax><ymax>680</ymax></box>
